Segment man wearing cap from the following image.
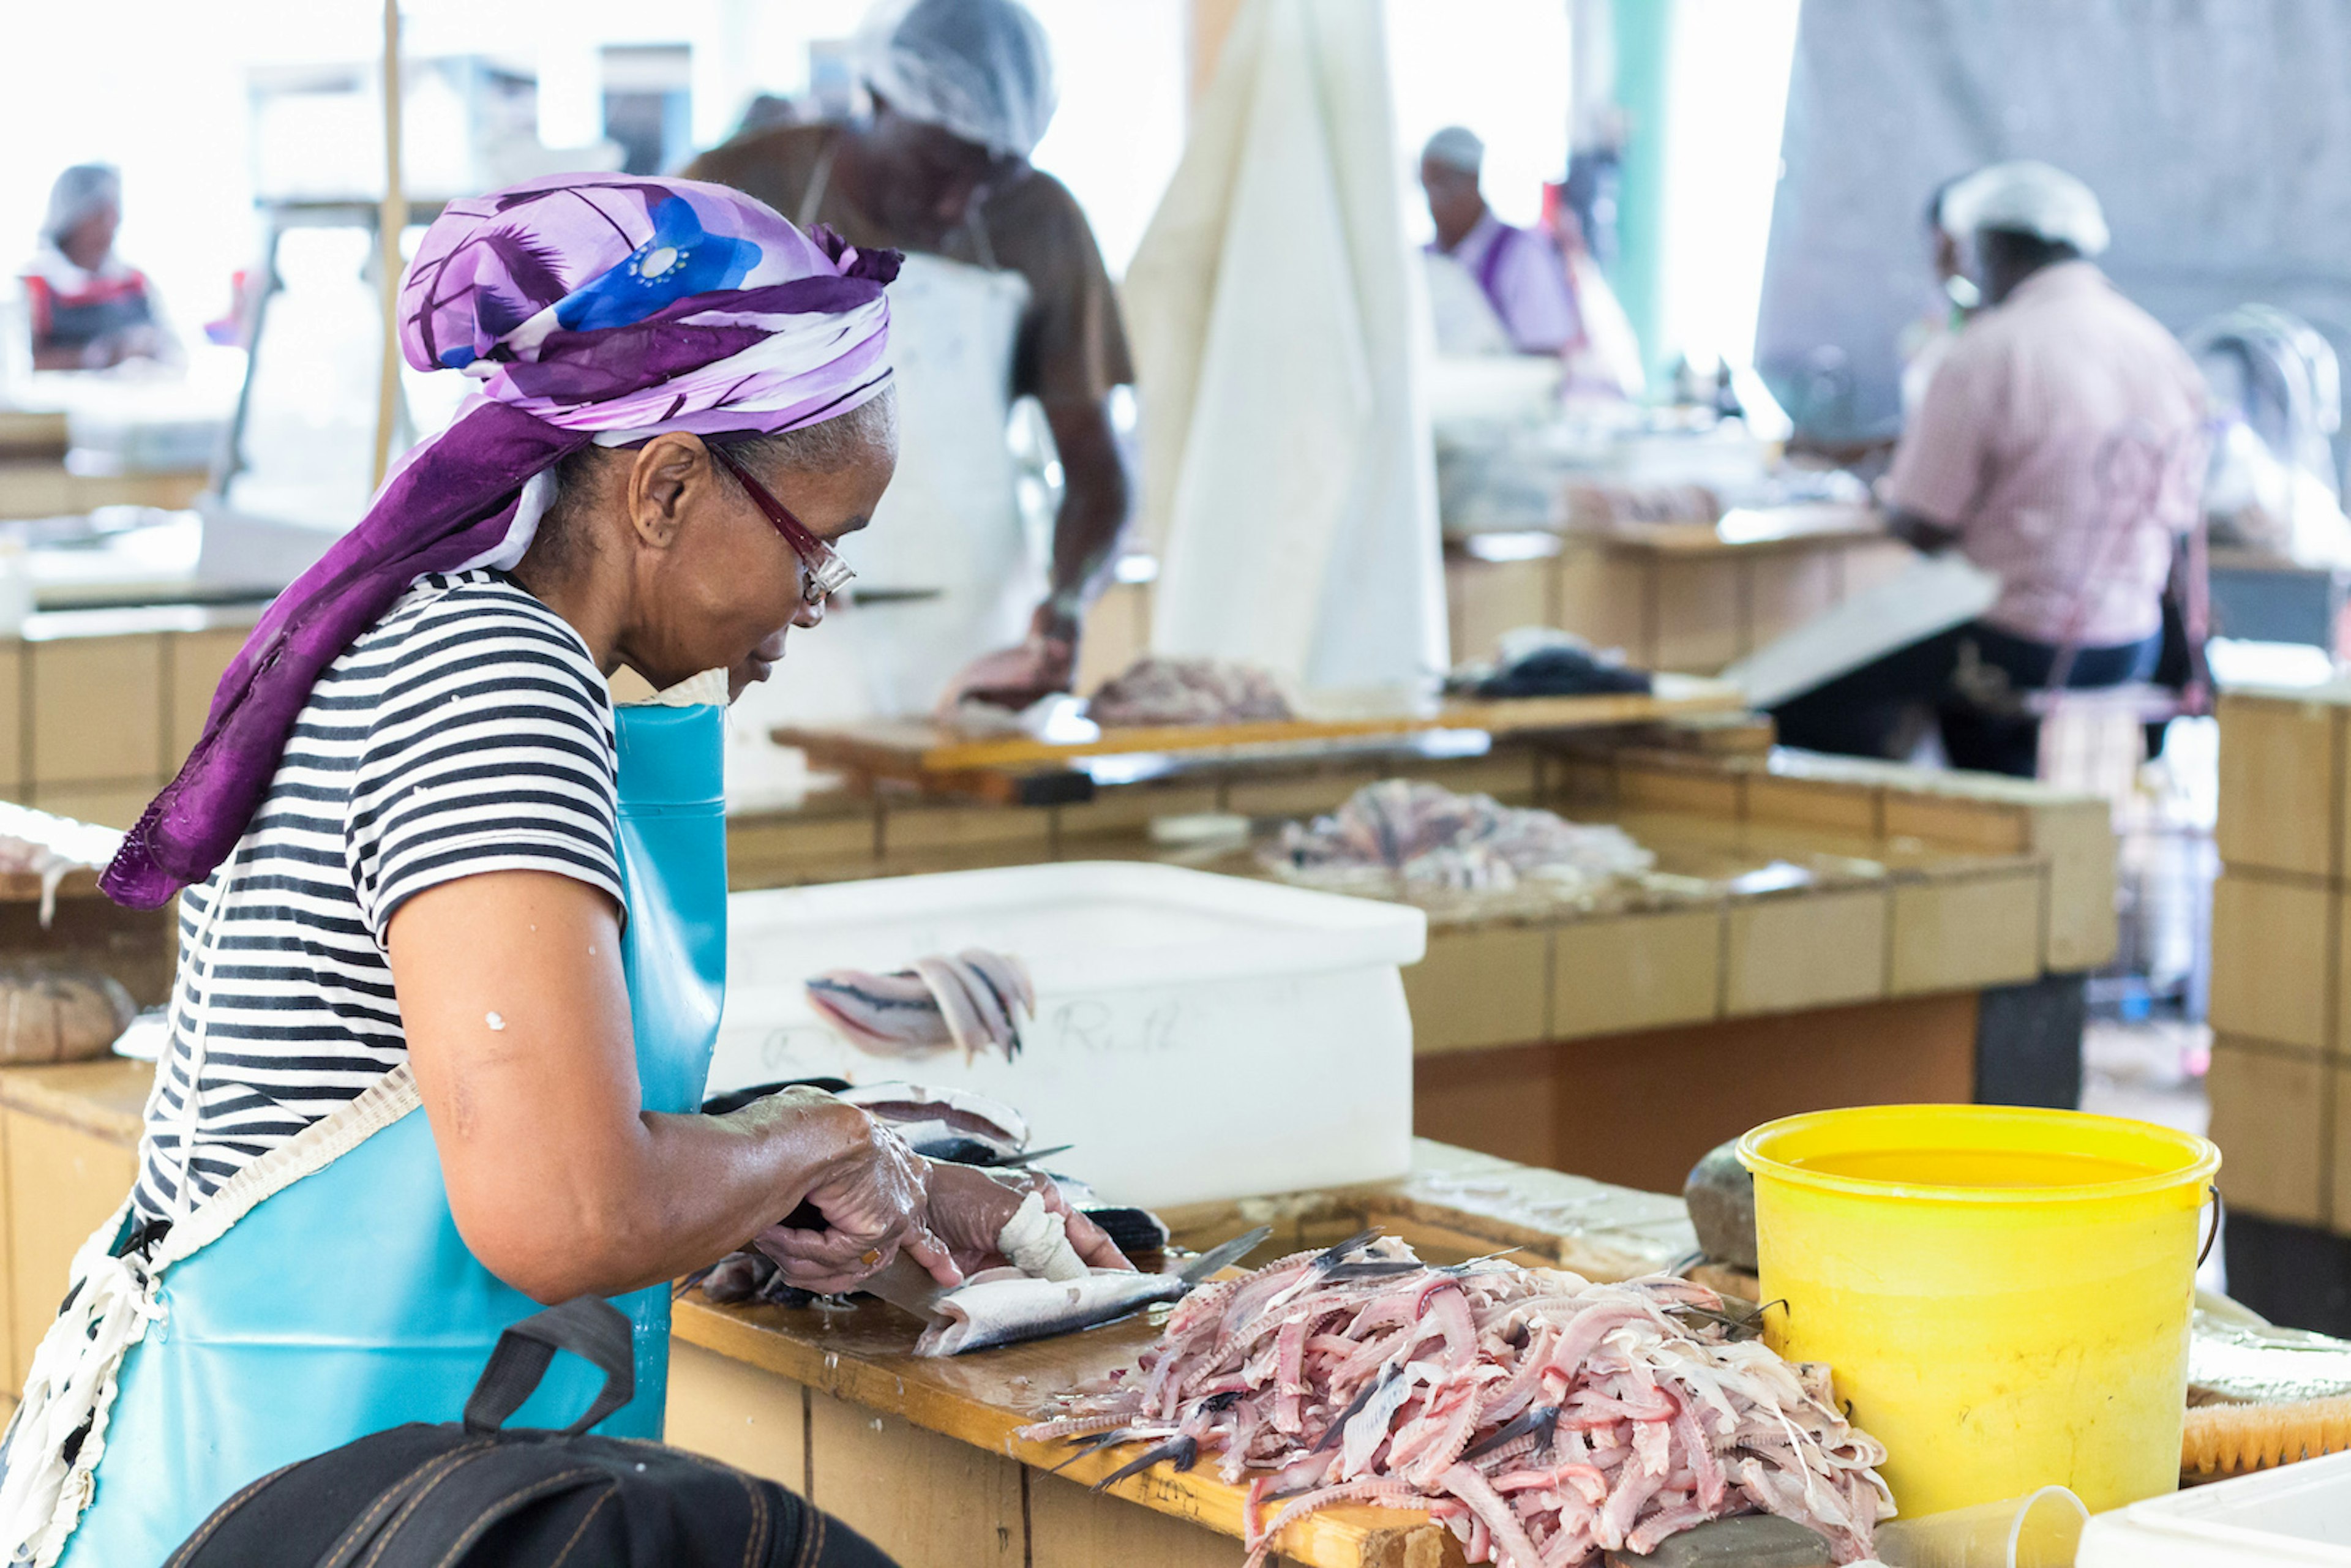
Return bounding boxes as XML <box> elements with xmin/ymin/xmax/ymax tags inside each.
<box><xmin>686</xmin><ymin>0</ymin><xmax>1129</xmax><ymax>717</ymax></box>
<box><xmin>1420</xmin><ymin>125</ymin><xmax>1580</xmax><ymax>355</ymax></box>
<box><xmin>1774</xmin><ymin>160</ymin><xmax>2208</xmax><ymax>776</ymax></box>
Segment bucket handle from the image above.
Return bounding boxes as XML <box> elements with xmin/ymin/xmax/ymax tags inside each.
<box><xmin>2197</xmin><ymin>1184</ymin><xmax>2223</xmax><ymax>1272</ymax></box>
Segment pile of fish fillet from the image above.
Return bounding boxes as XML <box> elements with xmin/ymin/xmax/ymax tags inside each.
<box><xmin>1087</xmin><ymin>656</ymin><xmax>1295</xmax><ymax>727</ymax></box>
<box><xmin>1021</xmin><ymin>1236</ymin><xmax>1891</xmax><ymax>1568</ymax></box>
<box><xmin>1267</xmin><ymin>779</ymin><xmax>1654</xmax><ymax>895</ymax></box>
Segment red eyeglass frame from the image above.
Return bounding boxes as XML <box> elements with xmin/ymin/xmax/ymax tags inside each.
<box><xmin>708</xmin><ymin>444</ymin><xmax>856</xmax><ymax>606</ymax></box>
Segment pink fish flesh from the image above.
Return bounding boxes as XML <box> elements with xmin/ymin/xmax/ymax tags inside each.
<box><xmin>1018</xmin><ymin>1236</ymin><xmax>1892</xmax><ymax>1567</ymax></box>
<box><xmin>1086</xmin><ymin>656</ymin><xmax>1294</xmax><ymax>727</ymax></box>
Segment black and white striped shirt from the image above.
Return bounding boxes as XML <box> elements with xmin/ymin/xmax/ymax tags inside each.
<box><xmin>132</xmin><ymin>572</ymin><xmax>623</xmax><ymax>1222</ymax></box>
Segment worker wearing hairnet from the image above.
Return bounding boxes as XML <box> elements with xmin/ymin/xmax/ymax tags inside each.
<box><xmin>686</xmin><ymin>0</ymin><xmax>1130</xmax><ymax>734</ymax></box>
<box><xmin>1774</xmin><ymin>160</ymin><xmax>2208</xmax><ymax>777</ymax></box>
<box><xmin>20</xmin><ymin>163</ymin><xmax>176</xmax><ymax>371</ymax></box>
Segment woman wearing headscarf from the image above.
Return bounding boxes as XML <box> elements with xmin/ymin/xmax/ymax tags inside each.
<box><xmin>20</xmin><ymin>163</ymin><xmax>176</xmax><ymax>370</ymax></box>
<box><xmin>0</xmin><ymin>172</ymin><xmax>1125</xmax><ymax>1567</ymax></box>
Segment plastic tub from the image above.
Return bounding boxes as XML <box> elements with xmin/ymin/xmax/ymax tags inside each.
<box><xmin>714</xmin><ymin>861</ymin><xmax>1427</xmax><ymax>1207</ymax></box>
<box><xmin>2078</xmin><ymin>1447</ymin><xmax>2351</xmax><ymax>1564</ymax></box>
<box><xmin>1738</xmin><ymin>1105</ymin><xmax>2219</xmax><ymax>1517</ymax></box>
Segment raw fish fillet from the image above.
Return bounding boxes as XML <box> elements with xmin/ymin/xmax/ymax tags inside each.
<box><xmin>1021</xmin><ymin>1236</ymin><xmax>1891</xmax><ymax>1567</ymax></box>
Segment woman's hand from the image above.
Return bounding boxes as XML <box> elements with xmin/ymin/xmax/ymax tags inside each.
<box><xmin>922</xmin><ymin>1161</ymin><xmax>1134</xmax><ymax>1276</ymax></box>
<box><xmin>750</xmin><ymin>1107</ymin><xmax>961</xmax><ymax>1295</ymax></box>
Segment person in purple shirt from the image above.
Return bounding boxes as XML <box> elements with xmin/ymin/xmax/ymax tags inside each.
<box><xmin>1420</xmin><ymin>126</ymin><xmax>1579</xmax><ymax>354</ymax></box>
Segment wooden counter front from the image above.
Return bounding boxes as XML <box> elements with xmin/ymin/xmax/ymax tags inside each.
<box><xmin>666</xmin><ymin>1140</ymin><xmax>1698</xmax><ymax>1568</ymax></box>
<box><xmin>0</xmin><ymin>1057</ymin><xmax>147</xmax><ymax>1389</ymax></box>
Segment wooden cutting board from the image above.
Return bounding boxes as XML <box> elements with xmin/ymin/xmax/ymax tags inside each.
<box><xmin>776</xmin><ymin>678</ymin><xmax>1744</xmax><ymax>782</ymax></box>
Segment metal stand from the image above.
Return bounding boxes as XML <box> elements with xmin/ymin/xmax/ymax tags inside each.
<box><xmin>211</xmin><ymin>197</ymin><xmax>448</xmax><ymax>504</ymax></box>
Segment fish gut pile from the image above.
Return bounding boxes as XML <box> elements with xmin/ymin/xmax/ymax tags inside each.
<box><xmin>1019</xmin><ymin>1236</ymin><xmax>1890</xmax><ymax>1567</ymax></box>
<box><xmin>1265</xmin><ymin>779</ymin><xmax>1654</xmax><ymax>895</ymax></box>
<box><xmin>1087</xmin><ymin>656</ymin><xmax>1294</xmax><ymax>727</ymax></box>
<box><xmin>806</xmin><ymin>948</ymin><xmax>1034</xmax><ymax>1063</ymax></box>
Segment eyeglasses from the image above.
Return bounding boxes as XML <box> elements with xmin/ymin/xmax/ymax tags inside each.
<box><xmin>708</xmin><ymin>444</ymin><xmax>857</xmax><ymax>606</ymax></box>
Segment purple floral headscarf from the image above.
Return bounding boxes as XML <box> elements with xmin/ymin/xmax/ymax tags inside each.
<box><xmin>102</xmin><ymin>173</ymin><xmax>900</xmax><ymax>909</ymax></box>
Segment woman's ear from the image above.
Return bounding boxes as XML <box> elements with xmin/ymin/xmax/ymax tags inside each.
<box><xmin>626</xmin><ymin>434</ymin><xmax>710</xmax><ymax>549</ymax></box>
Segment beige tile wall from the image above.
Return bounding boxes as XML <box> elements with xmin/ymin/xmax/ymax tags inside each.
<box><xmin>4</xmin><ymin>625</ymin><xmax>250</xmax><ymax>828</ymax></box>
<box><xmin>2207</xmin><ymin>691</ymin><xmax>2351</xmax><ymax>1231</ymax></box>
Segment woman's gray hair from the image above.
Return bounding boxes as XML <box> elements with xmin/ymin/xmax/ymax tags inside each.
<box><xmin>533</xmin><ymin>387</ymin><xmax>897</xmax><ymax>572</ymax></box>
<box><xmin>717</xmin><ymin>384</ymin><xmax>899</xmax><ymax>478</ymax></box>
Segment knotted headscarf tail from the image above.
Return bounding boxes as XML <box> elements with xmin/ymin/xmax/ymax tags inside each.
<box><xmin>101</xmin><ymin>171</ymin><xmax>901</xmax><ymax>909</ymax></box>
<box><xmin>102</xmin><ymin>404</ymin><xmax>588</xmax><ymax>908</ymax></box>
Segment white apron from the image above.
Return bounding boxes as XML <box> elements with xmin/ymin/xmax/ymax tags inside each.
<box><xmin>727</xmin><ymin>162</ymin><xmax>1037</xmax><ymax>789</ymax></box>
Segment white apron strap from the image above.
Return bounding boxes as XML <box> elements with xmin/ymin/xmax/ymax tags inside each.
<box><xmin>0</xmin><ymin>1065</ymin><xmax>422</xmax><ymax>1567</ymax></box>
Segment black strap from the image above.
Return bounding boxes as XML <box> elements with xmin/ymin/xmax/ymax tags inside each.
<box><xmin>462</xmin><ymin>1297</ymin><xmax>636</xmax><ymax>1437</ymax></box>
<box><xmin>361</xmin><ymin>1449</ymin><xmax>615</xmax><ymax>1568</ymax></box>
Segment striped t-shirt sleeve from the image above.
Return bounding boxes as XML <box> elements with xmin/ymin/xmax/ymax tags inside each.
<box><xmin>347</xmin><ymin>590</ymin><xmax>623</xmax><ymax>941</ymax></box>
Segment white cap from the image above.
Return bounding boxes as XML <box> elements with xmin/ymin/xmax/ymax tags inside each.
<box><xmin>1940</xmin><ymin>159</ymin><xmax>2110</xmax><ymax>257</ymax></box>
<box><xmin>1422</xmin><ymin>126</ymin><xmax>1485</xmax><ymax>175</ymax></box>
<box><xmin>42</xmin><ymin>163</ymin><xmax>121</xmax><ymax>245</ymax></box>
<box><xmin>853</xmin><ymin>0</ymin><xmax>1058</xmax><ymax>161</ymax></box>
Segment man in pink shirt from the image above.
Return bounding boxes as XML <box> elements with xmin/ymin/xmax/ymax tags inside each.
<box><xmin>1774</xmin><ymin>161</ymin><xmax>2208</xmax><ymax>776</ymax></box>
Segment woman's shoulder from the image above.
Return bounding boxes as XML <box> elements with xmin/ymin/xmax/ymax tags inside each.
<box><xmin>366</xmin><ymin>570</ymin><xmax>595</xmax><ymax>658</ymax></box>
<box><xmin>330</xmin><ymin>571</ymin><xmax>613</xmax><ymax>722</ymax></box>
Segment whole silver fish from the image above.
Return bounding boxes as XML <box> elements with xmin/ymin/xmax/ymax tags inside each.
<box><xmin>912</xmin><ymin>1227</ymin><xmax>1269</xmax><ymax>1357</ymax></box>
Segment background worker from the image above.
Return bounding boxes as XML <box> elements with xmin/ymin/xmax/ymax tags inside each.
<box><xmin>1897</xmin><ymin>175</ymin><xmax>1981</xmax><ymax>419</ymax></box>
<box><xmin>1773</xmin><ymin>160</ymin><xmax>2209</xmax><ymax>776</ymax></box>
<box><xmin>686</xmin><ymin>0</ymin><xmax>1131</xmax><ymax>718</ymax></box>
<box><xmin>1419</xmin><ymin>125</ymin><xmax>1580</xmax><ymax>356</ymax></box>
<box><xmin>20</xmin><ymin>163</ymin><xmax>176</xmax><ymax>370</ymax></box>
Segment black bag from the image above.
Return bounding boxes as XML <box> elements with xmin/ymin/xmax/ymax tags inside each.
<box><xmin>166</xmin><ymin>1297</ymin><xmax>894</xmax><ymax>1568</ymax></box>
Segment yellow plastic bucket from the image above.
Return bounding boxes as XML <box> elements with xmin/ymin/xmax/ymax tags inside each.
<box><xmin>1737</xmin><ymin>1104</ymin><xmax>2218</xmax><ymax>1518</ymax></box>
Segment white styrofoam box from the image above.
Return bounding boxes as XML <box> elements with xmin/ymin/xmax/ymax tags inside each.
<box><xmin>2079</xmin><ymin>1449</ymin><xmax>2351</xmax><ymax>1565</ymax></box>
<box><xmin>716</xmin><ymin>861</ymin><xmax>1427</xmax><ymax>1209</ymax></box>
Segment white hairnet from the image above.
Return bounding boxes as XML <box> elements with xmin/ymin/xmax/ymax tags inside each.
<box><xmin>43</xmin><ymin>163</ymin><xmax>121</xmax><ymax>245</ymax></box>
<box><xmin>1940</xmin><ymin>159</ymin><xmax>2110</xmax><ymax>257</ymax></box>
<box><xmin>1422</xmin><ymin>126</ymin><xmax>1485</xmax><ymax>176</ymax></box>
<box><xmin>854</xmin><ymin>0</ymin><xmax>1058</xmax><ymax>161</ymax></box>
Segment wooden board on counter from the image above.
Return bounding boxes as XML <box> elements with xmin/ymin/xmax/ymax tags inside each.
<box><xmin>670</xmin><ymin>1140</ymin><xmax>1698</xmax><ymax>1568</ymax></box>
<box><xmin>776</xmin><ymin>677</ymin><xmax>1743</xmax><ymax>785</ymax></box>
<box><xmin>1586</xmin><ymin>502</ymin><xmax>1886</xmax><ymax>558</ymax></box>
<box><xmin>675</xmin><ymin>1292</ymin><xmax>1449</xmax><ymax>1568</ymax></box>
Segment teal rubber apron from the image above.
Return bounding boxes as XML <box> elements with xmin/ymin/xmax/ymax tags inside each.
<box><xmin>53</xmin><ymin>701</ymin><xmax>726</xmax><ymax>1567</ymax></box>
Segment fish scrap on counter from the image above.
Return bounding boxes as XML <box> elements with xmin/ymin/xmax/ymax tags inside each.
<box><xmin>805</xmin><ymin>948</ymin><xmax>1035</xmax><ymax>1063</ymax></box>
<box><xmin>1019</xmin><ymin>1234</ymin><xmax>1891</xmax><ymax>1568</ymax></box>
<box><xmin>1265</xmin><ymin>779</ymin><xmax>1654</xmax><ymax>895</ymax></box>
<box><xmin>1085</xmin><ymin>655</ymin><xmax>1295</xmax><ymax>727</ymax></box>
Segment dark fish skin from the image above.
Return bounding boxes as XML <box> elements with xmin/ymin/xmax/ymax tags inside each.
<box><xmin>1093</xmin><ymin>1435</ymin><xmax>1198</xmax><ymax>1492</ymax></box>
